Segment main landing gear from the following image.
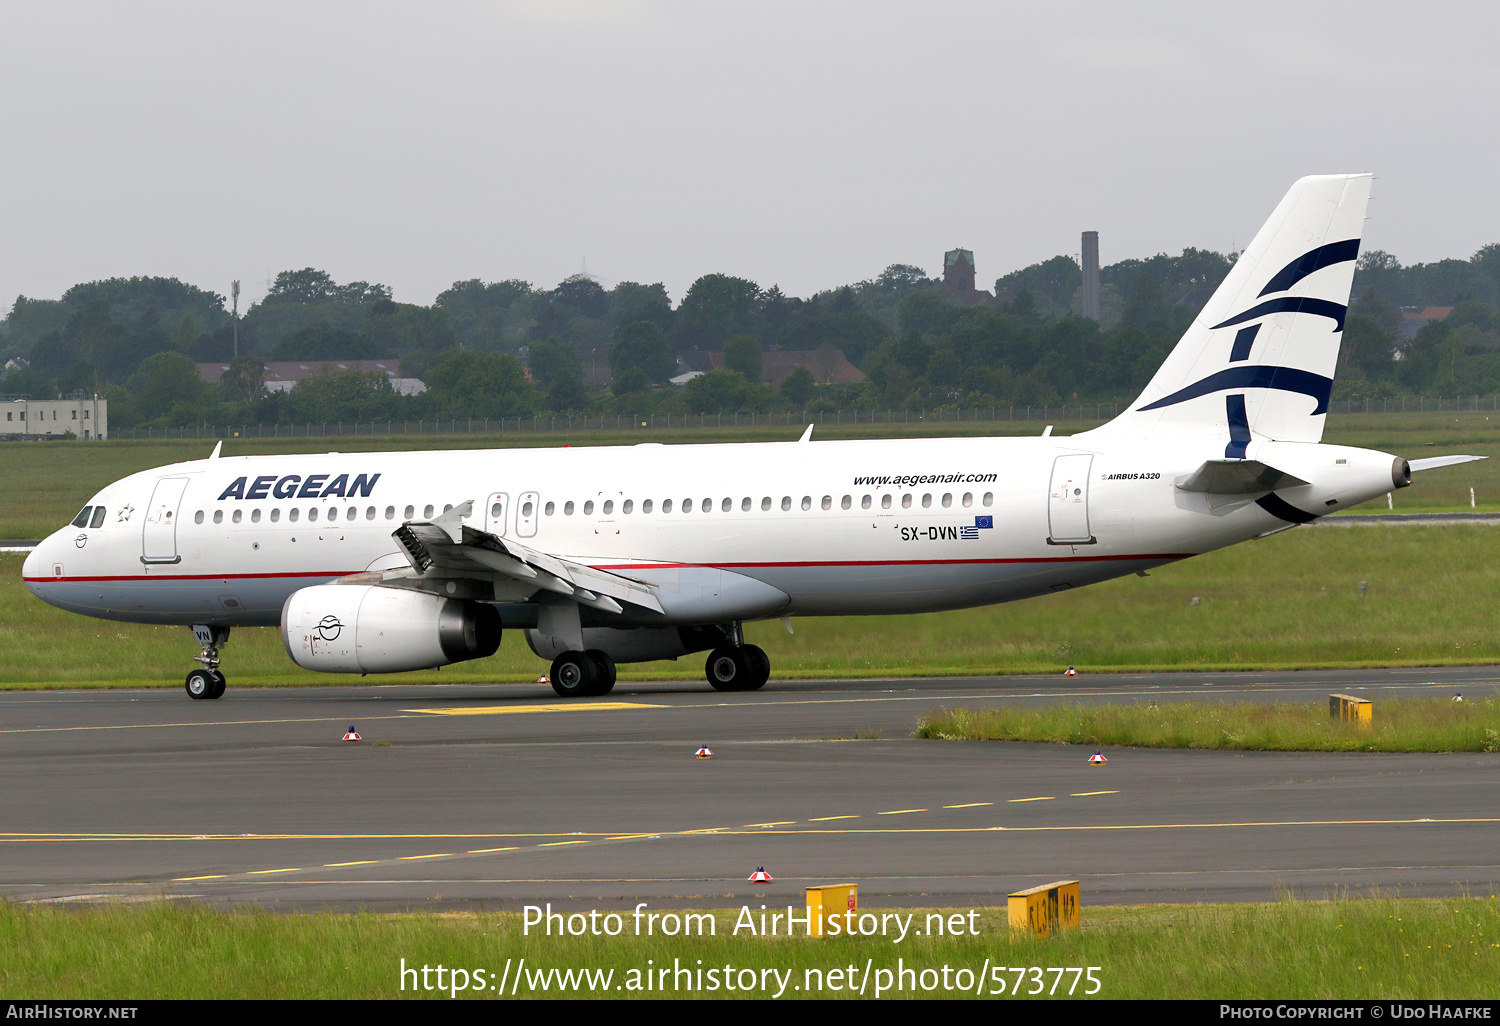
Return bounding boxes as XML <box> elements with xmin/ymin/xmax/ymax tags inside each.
<box><xmin>549</xmin><ymin>649</ymin><xmax>618</xmax><ymax>698</ymax></box>
<box><xmin>705</xmin><ymin>644</ymin><xmax>770</xmax><ymax>692</ymax></box>
<box><xmin>186</xmin><ymin>624</ymin><xmax>230</xmax><ymax>700</ymax></box>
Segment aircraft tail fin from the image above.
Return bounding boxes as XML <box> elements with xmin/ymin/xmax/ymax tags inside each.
<box><xmin>1088</xmin><ymin>174</ymin><xmax>1373</xmax><ymax>449</ymax></box>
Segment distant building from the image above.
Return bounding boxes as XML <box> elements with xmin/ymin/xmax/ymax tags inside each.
<box><xmin>1</xmin><ymin>397</ymin><xmax>108</xmax><ymax>440</ymax></box>
<box><xmin>1400</xmin><ymin>306</ymin><xmax>1454</xmax><ymax>340</ymax></box>
<box><xmin>674</xmin><ymin>349</ymin><xmax>866</xmax><ymax>387</ymax></box>
<box><xmin>942</xmin><ymin>249</ymin><xmax>997</xmax><ymax>307</ymax></box>
<box><xmin>196</xmin><ymin>359</ymin><xmax>426</xmax><ymax>396</ymax></box>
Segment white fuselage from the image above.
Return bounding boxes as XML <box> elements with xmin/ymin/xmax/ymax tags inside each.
<box><xmin>22</xmin><ymin>432</ymin><xmax>1403</xmax><ymax>630</ymax></box>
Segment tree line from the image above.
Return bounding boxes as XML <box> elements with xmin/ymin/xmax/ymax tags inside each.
<box><xmin>4</xmin><ymin>243</ymin><xmax>1499</xmax><ymax>429</ymax></box>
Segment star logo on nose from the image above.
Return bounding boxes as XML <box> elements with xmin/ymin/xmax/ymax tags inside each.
<box><xmin>117</xmin><ymin>505</ymin><xmax>134</xmax><ymax>523</ymax></box>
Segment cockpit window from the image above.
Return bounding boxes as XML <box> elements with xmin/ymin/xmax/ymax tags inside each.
<box><xmin>72</xmin><ymin>506</ymin><xmax>93</xmax><ymax>528</ymax></box>
<box><xmin>89</xmin><ymin>507</ymin><xmax>107</xmax><ymax>529</ymax></box>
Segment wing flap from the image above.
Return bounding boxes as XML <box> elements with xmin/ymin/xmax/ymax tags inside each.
<box><xmin>393</xmin><ymin>500</ymin><xmax>664</xmax><ymax>615</ymax></box>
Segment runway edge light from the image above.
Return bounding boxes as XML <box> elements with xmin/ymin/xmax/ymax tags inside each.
<box><xmin>749</xmin><ymin>867</ymin><xmax>772</xmax><ymax>883</ymax></box>
<box><xmin>695</xmin><ymin>745</ymin><xmax>713</xmax><ymax>759</ymax></box>
<box><xmin>1088</xmin><ymin>750</ymin><xmax>1106</xmax><ymax>765</ymax></box>
<box><xmin>343</xmin><ymin>725</ymin><xmax>361</xmax><ymax>742</ymax></box>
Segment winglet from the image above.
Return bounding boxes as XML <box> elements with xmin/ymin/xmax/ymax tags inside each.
<box><xmin>799</xmin><ymin>424</ymin><xmax>814</xmax><ymax>443</ymax></box>
<box><xmin>209</xmin><ymin>441</ymin><xmax>222</xmax><ymax>460</ymax></box>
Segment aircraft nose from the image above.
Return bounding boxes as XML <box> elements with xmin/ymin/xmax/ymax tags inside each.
<box><xmin>21</xmin><ymin>532</ymin><xmax>61</xmax><ymax>598</ymax></box>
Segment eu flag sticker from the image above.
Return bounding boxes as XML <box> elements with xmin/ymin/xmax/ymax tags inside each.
<box><xmin>974</xmin><ymin>516</ymin><xmax>993</xmax><ymax>529</ymax></box>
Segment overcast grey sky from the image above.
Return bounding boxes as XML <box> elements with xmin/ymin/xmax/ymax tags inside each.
<box><xmin>2</xmin><ymin>1</ymin><xmax>1496</xmax><ymax>312</ymax></box>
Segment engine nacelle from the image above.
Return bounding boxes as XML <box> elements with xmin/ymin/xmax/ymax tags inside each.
<box><xmin>282</xmin><ymin>584</ymin><xmax>501</xmax><ymax>673</ymax></box>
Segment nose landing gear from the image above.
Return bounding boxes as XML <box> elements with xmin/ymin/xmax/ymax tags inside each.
<box><xmin>187</xmin><ymin>625</ymin><xmax>230</xmax><ymax>700</ymax></box>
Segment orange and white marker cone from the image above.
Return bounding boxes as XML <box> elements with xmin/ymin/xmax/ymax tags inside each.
<box><xmin>695</xmin><ymin>745</ymin><xmax>713</xmax><ymax>759</ymax></box>
<box><xmin>343</xmin><ymin>725</ymin><xmax>362</xmax><ymax>742</ymax></box>
<box><xmin>1088</xmin><ymin>749</ymin><xmax>1106</xmax><ymax>765</ymax></box>
<box><xmin>537</xmin><ymin>675</ymin><xmax>550</xmax><ymax>685</ymax></box>
<box><xmin>749</xmin><ymin>867</ymin><xmax>772</xmax><ymax>883</ymax></box>
<box><xmin>1064</xmin><ymin>666</ymin><xmax>1077</xmax><ymax>676</ymax></box>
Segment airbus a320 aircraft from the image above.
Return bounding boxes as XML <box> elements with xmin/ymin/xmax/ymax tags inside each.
<box><xmin>22</xmin><ymin>175</ymin><xmax>1481</xmax><ymax>700</ymax></box>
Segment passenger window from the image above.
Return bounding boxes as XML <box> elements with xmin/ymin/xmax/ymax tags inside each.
<box><xmin>520</xmin><ymin>501</ymin><xmax>532</xmax><ymax>518</ymax></box>
<box><xmin>308</xmin><ymin>508</ymin><xmax>318</xmax><ymax>522</ymax></box>
<box><xmin>271</xmin><ymin>509</ymin><xmax>281</xmax><ymax>523</ymax></box>
<box><xmin>406</xmin><ymin>505</ymin><xmax>416</xmax><ymax>520</ymax></box>
<box><xmin>922</xmin><ymin>494</ymin><xmax>932</xmax><ymax>508</ymax></box>
<box><xmin>72</xmin><ymin>507</ymin><xmax>92</xmax><ymax>528</ymax></box>
<box><xmin>663</xmin><ymin>499</ymin><xmax>674</xmax><ymax>513</ymax></box>
<box><xmin>622</xmin><ymin>499</ymin><xmax>633</xmax><ymax>514</ymax></box>
<box><xmin>346</xmin><ymin>506</ymin><xmax>357</xmax><ymax>521</ymax></box>
<box><xmin>600</xmin><ymin>500</ymin><xmax>610</xmax><ymax>515</ymax></box>
<box><xmin>251</xmin><ymin>509</ymin><xmax>262</xmax><ymax>523</ymax></box>
<box><xmin>881</xmin><ymin>494</ymin><xmax>892</xmax><ymax>509</ymax></box>
<box><xmin>386</xmin><ymin>506</ymin><xmax>396</xmax><ymax>520</ymax></box>
<box><xmin>942</xmin><ymin>493</ymin><xmax>952</xmax><ymax>508</ymax></box>
<box><xmin>802</xmin><ymin>496</ymin><xmax>812</xmax><ymax>511</ymax></box>
<box><xmin>963</xmin><ymin>492</ymin><xmax>973</xmax><ymax>507</ymax></box>
<box><xmin>423</xmin><ymin>505</ymin><xmax>435</xmax><ymax>518</ymax></box>
<box><xmin>761</xmin><ymin>497</ymin><xmax>771</xmax><ymax>511</ymax></box>
<box><xmin>365</xmin><ymin>506</ymin><xmax>374</xmax><ymax>520</ymax></box>
<box><xmin>861</xmin><ymin>495</ymin><xmax>871</xmax><ymax>510</ymax></box>
<box><xmin>725</xmin><ymin>498</ymin><xmax>735</xmax><ymax>512</ymax></box>
<box><xmin>232</xmin><ymin>510</ymin><xmax>243</xmax><ymax>524</ymax></box>
<box><xmin>642</xmin><ymin>499</ymin><xmax>653</xmax><ymax>513</ymax></box>
<box><xmin>902</xmin><ymin>494</ymin><xmax>913</xmax><ymax>509</ymax></box>
<box><xmin>545</xmin><ymin>502</ymin><xmax>555</xmax><ymax>516</ymax></box>
<box><xmin>89</xmin><ymin>507</ymin><xmax>107</xmax><ymax>529</ymax></box>
<box><xmin>194</xmin><ymin>510</ymin><xmax>204</xmax><ymax>525</ymax></box>
<box><xmin>781</xmin><ymin>497</ymin><xmax>791</xmax><ymax>511</ymax></box>
<box><xmin>682</xmin><ymin>498</ymin><xmax>693</xmax><ymax>513</ymax></box>
<box><xmin>289</xmin><ymin>509</ymin><xmax>300</xmax><ymax>523</ymax></box>
<box><xmin>983</xmin><ymin>492</ymin><xmax>994</xmax><ymax>506</ymax></box>
<box><xmin>213</xmin><ymin>510</ymin><xmax>224</xmax><ymax>524</ymax></box>
<box><xmin>841</xmin><ymin>495</ymin><xmax>852</xmax><ymax>510</ymax></box>
<box><xmin>564</xmin><ymin>501</ymin><xmax>575</xmax><ymax>516</ymax></box>
<box><xmin>443</xmin><ymin>504</ymin><xmax>453</xmax><ymax>514</ymax></box>
<box><xmin>584</xmin><ymin>500</ymin><xmax>594</xmax><ymax>515</ymax></box>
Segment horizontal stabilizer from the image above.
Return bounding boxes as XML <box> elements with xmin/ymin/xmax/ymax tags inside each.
<box><xmin>1176</xmin><ymin>459</ymin><xmax>1310</xmax><ymax>494</ymax></box>
<box><xmin>1409</xmin><ymin>454</ymin><xmax>1487</xmax><ymax>473</ymax></box>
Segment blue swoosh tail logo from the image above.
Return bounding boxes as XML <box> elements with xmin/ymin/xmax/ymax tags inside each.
<box><xmin>1138</xmin><ymin>366</ymin><xmax>1333</xmax><ymax>415</ymax></box>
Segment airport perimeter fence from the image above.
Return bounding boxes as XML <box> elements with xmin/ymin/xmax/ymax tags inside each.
<box><xmin>99</xmin><ymin>395</ymin><xmax>1500</xmax><ymax>441</ymax></box>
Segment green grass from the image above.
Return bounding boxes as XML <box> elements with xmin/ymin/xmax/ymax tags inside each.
<box><xmin>8</xmin><ymin>521</ymin><xmax>1500</xmax><ymax>687</ymax></box>
<box><xmin>914</xmin><ymin>697</ymin><xmax>1500</xmax><ymax>752</ymax></box>
<box><xmin>6</xmin><ymin>413</ymin><xmax>1500</xmax><ymax>687</ymax></box>
<box><xmin>2</xmin><ymin>897</ymin><xmax>1495</xmax><ymax>998</ymax></box>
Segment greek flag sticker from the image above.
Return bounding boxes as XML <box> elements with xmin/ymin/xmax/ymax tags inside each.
<box><xmin>961</xmin><ymin>515</ymin><xmax>994</xmax><ymax>540</ymax></box>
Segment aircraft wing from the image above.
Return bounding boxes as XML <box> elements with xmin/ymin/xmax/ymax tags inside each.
<box><xmin>386</xmin><ymin>500</ymin><xmax>663</xmax><ymax>615</ymax></box>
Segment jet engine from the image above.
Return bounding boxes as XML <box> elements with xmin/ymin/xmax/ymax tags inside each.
<box><xmin>281</xmin><ymin>584</ymin><xmax>501</xmax><ymax>673</ymax></box>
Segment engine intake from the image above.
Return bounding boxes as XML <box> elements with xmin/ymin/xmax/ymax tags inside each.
<box><xmin>282</xmin><ymin>584</ymin><xmax>500</xmax><ymax>673</ymax></box>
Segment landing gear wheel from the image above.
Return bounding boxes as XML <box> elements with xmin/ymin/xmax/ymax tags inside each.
<box><xmin>586</xmin><ymin>650</ymin><xmax>617</xmax><ymax>696</ymax></box>
<box><xmin>550</xmin><ymin>651</ymin><xmax>599</xmax><ymax>698</ymax></box>
<box><xmin>706</xmin><ymin>646</ymin><xmax>751</xmax><ymax>691</ymax></box>
<box><xmin>185</xmin><ymin>669</ymin><xmax>214</xmax><ymax>700</ymax></box>
<box><xmin>206</xmin><ymin>670</ymin><xmax>227</xmax><ymax>700</ymax></box>
<box><xmin>742</xmin><ymin>644</ymin><xmax>771</xmax><ymax>691</ymax></box>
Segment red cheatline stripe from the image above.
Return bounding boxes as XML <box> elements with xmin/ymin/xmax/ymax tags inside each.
<box><xmin>25</xmin><ymin>553</ymin><xmax>1195</xmax><ymax>585</ymax></box>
